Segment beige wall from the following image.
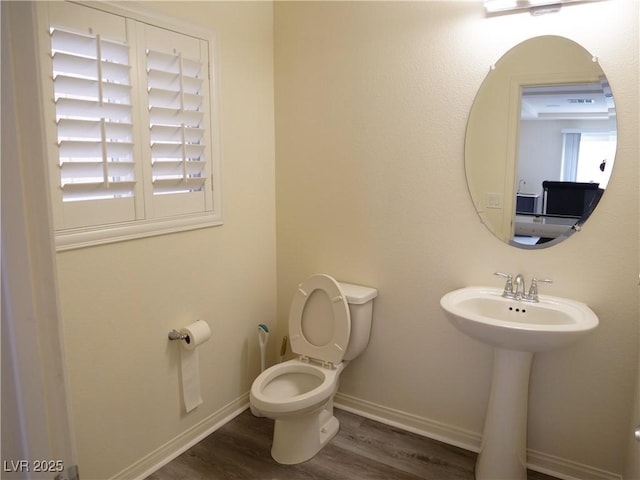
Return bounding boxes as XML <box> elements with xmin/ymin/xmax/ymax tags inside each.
<box><xmin>53</xmin><ymin>2</ymin><xmax>276</xmax><ymax>478</ymax></box>
<box><xmin>13</xmin><ymin>0</ymin><xmax>637</xmax><ymax>478</ymax></box>
<box><xmin>274</xmin><ymin>0</ymin><xmax>638</xmax><ymax>476</ymax></box>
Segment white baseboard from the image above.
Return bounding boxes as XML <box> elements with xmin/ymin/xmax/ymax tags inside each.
<box><xmin>526</xmin><ymin>450</ymin><xmax>622</xmax><ymax>480</ymax></box>
<box><xmin>334</xmin><ymin>392</ymin><xmax>622</xmax><ymax>480</ymax></box>
<box><xmin>334</xmin><ymin>392</ymin><xmax>482</xmax><ymax>452</ymax></box>
<box><xmin>112</xmin><ymin>394</ymin><xmax>250</xmax><ymax>480</ymax></box>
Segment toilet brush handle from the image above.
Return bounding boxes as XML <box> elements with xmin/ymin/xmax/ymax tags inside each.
<box><xmin>279</xmin><ymin>336</ymin><xmax>288</xmax><ymax>362</ymax></box>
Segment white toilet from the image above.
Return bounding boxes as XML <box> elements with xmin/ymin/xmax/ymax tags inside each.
<box><xmin>250</xmin><ymin>273</ymin><xmax>377</xmax><ymax>464</ymax></box>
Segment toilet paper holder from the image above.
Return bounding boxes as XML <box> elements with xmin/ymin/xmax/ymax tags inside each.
<box><xmin>168</xmin><ymin>329</ymin><xmax>188</xmax><ymax>341</ymax></box>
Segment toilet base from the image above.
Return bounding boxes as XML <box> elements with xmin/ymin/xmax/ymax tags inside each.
<box><xmin>249</xmin><ymin>404</ymin><xmax>263</xmax><ymax>417</ymax></box>
<box><xmin>271</xmin><ymin>404</ymin><xmax>339</xmax><ymax>464</ymax></box>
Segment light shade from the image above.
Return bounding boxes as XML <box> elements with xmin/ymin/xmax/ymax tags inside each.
<box><xmin>484</xmin><ymin>0</ymin><xmax>601</xmax><ymax>15</ymax></box>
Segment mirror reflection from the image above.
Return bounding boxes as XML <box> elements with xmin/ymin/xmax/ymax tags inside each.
<box><xmin>465</xmin><ymin>36</ymin><xmax>617</xmax><ymax>249</ymax></box>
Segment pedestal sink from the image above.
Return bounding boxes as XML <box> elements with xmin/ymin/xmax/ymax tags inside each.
<box><xmin>440</xmin><ymin>286</ymin><xmax>598</xmax><ymax>480</ymax></box>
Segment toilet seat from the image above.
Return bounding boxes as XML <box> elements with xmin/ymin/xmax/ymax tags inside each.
<box><xmin>250</xmin><ymin>359</ymin><xmax>342</xmax><ymax>416</ymax></box>
<box><xmin>289</xmin><ymin>274</ymin><xmax>350</xmax><ymax>366</ymax></box>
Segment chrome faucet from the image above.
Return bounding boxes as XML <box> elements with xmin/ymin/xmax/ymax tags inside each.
<box><xmin>494</xmin><ymin>272</ymin><xmax>552</xmax><ymax>303</ymax></box>
<box><xmin>514</xmin><ymin>274</ymin><xmax>525</xmax><ymax>300</ymax></box>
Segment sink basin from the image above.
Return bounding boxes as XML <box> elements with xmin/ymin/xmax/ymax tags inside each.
<box><xmin>440</xmin><ymin>286</ymin><xmax>599</xmax><ymax>352</ymax></box>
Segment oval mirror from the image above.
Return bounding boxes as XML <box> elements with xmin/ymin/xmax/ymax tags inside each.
<box><xmin>465</xmin><ymin>36</ymin><xmax>617</xmax><ymax>249</ymax></box>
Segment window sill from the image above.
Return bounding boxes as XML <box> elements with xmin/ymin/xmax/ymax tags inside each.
<box><xmin>55</xmin><ymin>212</ymin><xmax>223</xmax><ymax>251</ymax></box>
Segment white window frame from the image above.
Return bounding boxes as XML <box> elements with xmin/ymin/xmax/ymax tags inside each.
<box><xmin>36</xmin><ymin>1</ymin><xmax>223</xmax><ymax>251</ymax></box>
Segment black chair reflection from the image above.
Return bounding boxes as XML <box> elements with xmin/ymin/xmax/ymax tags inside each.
<box><xmin>542</xmin><ymin>181</ymin><xmax>604</xmax><ymax>219</ymax></box>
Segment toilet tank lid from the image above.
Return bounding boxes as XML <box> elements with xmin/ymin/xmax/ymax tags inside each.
<box><xmin>338</xmin><ymin>282</ymin><xmax>378</xmax><ymax>304</ymax></box>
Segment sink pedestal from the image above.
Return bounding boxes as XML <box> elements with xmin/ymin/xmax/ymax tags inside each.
<box><xmin>476</xmin><ymin>348</ymin><xmax>533</xmax><ymax>480</ymax></box>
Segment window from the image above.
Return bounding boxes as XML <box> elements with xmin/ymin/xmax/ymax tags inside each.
<box><xmin>561</xmin><ymin>130</ymin><xmax>616</xmax><ymax>188</ymax></box>
<box><xmin>38</xmin><ymin>1</ymin><xmax>222</xmax><ymax>250</ymax></box>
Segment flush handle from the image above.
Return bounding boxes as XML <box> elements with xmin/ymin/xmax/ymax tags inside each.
<box><xmin>635</xmin><ymin>424</ymin><xmax>640</xmax><ymax>442</ymax></box>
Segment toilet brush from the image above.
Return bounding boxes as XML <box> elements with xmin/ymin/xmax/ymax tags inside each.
<box><xmin>251</xmin><ymin>324</ymin><xmax>270</xmax><ymax>418</ymax></box>
<box><xmin>258</xmin><ymin>324</ymin><xmax>269</xmax><ymax>372</ymax></box>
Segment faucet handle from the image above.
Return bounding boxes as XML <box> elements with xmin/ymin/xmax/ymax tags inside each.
<box><xmin>494</xmin><ymin>272</ymin><xmax>514</xmax><ymax>297</ymax></box>
<box><xmin>526</xmin><ymin>278</ymin><xmax>552</xmax><ymax>301</ymax></box>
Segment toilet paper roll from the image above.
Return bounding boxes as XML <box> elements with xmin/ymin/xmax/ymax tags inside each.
<box><xmin>180</xmin><ymin>320</ymin><xmax>211</xmax><ymax>350</ymax></box>
<box><xmin>179</xmin><ymin>320</ymin><xmax>211</xmax><ymax>413</ymax></box>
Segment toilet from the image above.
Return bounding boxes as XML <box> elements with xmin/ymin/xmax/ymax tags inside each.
<box><xmin>250</xmin><ymin>273</ymin><xmax>377</xmax><ymax>464</ymax></box>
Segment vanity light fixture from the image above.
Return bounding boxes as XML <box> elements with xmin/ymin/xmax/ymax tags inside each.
<box><xmin>484</xmin><ymin>0</ymin><xmax>519</xmax><ymax>13</ymax></box>
<box><xmin>484</xmin><ymin>0</ymin><xmax>603</xmax><ymax>16</ymax></box>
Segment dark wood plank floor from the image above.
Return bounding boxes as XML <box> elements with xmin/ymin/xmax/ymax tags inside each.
<box><xmin>146</xmin><ymin>408</ymin><xmax>559</xmax><ymax>480</ymax></box>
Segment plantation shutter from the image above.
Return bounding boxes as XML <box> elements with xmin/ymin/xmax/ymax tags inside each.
<box><xmin>40</xmin><ymin>2</ymin><xmax>222</xmax><ymax>247</ymax></box>
<box><xmin>140</xmin><ymin>24</ymin><xmax>214</xmax><ymax>218</ymax></box>
<box><xmin>47</xmin><ymin>2</ymin><xmax>143</xmax><ymax>229</ymax></box>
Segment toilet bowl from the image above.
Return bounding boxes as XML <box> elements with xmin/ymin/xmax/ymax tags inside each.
<box><xmin>249</xmin><ymin>274</ymin><xmax>377</xmax><ymax>464</ymax></box>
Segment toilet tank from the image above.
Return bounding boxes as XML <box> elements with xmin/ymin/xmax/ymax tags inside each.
<box><xmin>338</xmin><ymin>282</ymin><xmax>378</xmax><ymax>361</ymax></box>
